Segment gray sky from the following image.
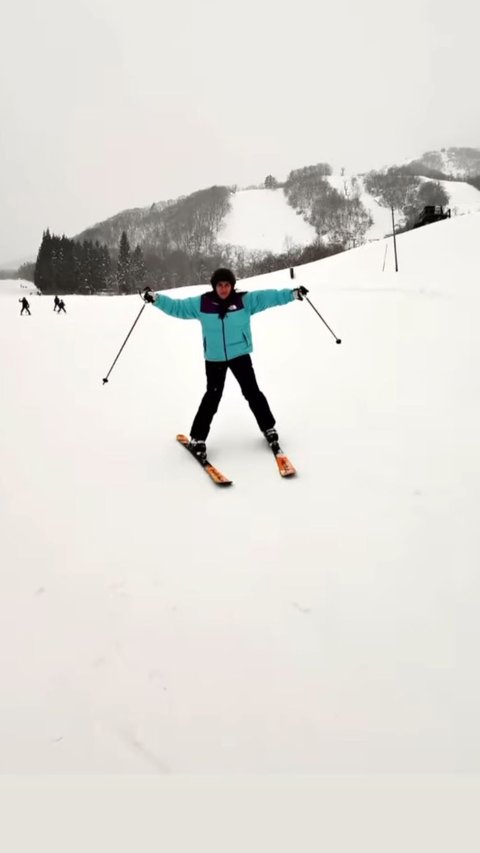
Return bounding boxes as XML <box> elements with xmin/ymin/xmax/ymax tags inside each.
<box><xmin>1</xmin><ymin>0</ymin><xmax>478</xmax><ymax>265</ymax></box>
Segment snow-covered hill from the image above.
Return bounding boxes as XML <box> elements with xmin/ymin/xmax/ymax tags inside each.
<box><xmin>216</xmin><ymin>178</ymin><xmax>480</xmax><ymax>253</ymax></box>
<box><xmin>1</xmin><ymin>213</ymin><xmax>480</xmax><ymax>772</ymax></box>
<box><xmin>217</xmin><ymin>188</ymin><xmax>317</xmax><ymax>252</ymax></box>
<box><xmin>437</xmin><ymin>178</ymin><xmax>480</xmax><ymax>216</ymax></box>
<box><xmin>407</xmin><ymin>147</ymin><xmax>480</xmax><ymax>180</ymax></box>
<box><xmin>68</xmin><ymin>160</ymin><xmax>480</xmax><ymax>266</ymax></box>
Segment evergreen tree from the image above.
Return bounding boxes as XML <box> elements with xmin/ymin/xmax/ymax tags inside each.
<box><xmin>91</xmin><ymin>242</ymin><xmax>105</xmax><ymax>291</ymax></box>
<box><xmin>100</xmin><ymin>244</ymin><xmax>113</xmax><ymax>292</ymax></box>
<box><xmin>34</xmin><ymin>229</ymin><xmax>54</xmax><ymax>292</ymax></box>
<box><xmin>60</xmin><ymin>236</ymin><xmax>75</xmax><ymax>293</ymax></box>
<box><xmin>33</xmin><ymin>230</ymin><xmax>114</xmax><ymax>294</ymax></box>
<box><xmin>16</xmin><ymin>262</ymin><xmax>36</xmax><ymax>282</ymax></box>
<box><xmin>73</xmin><ymin>241</ymin><xmax>84</xmax><ymax>292</ymax></box>
<box><xmin>117</xmin><ymin>231</ymin><xmax>132</xmax><ymax>293</ymax></box>
<box><xmin>77</xmin><ymin>240</ymin><xmax>91</xmax><ymax>293</ymax></box>
<box><xmin>131</xmin><ymin>244</ymin><xmax>146</xmax><ymax>289</ymax></box>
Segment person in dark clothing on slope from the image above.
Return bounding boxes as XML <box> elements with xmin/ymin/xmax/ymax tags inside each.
<box><xmin>58</xmin><ymin>299</ymin><xmax>66</xmax><ymax>313</ymax></box>
<box><xmin>54</xmin><ymin>295</ymin><xmax>60</xmax><ymax>311</ymax></box>
<box><xmin>143</xmin><ymin>268</ymin><xmax>307</xmax><ymax>461</ymax></box>
<box><xmin>19</xmin><ymin>297</ymin><xmax>31</xmax><ymax>315</ymax></box>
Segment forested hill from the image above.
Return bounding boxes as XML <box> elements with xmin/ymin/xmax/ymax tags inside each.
<box><xmin>76</xmin><ymin>186</ymin><xmax>231</xmax><ymax>259</ymax></box>
<box><xmin>27</xmin><ymin>146</ymin><xmax>480</xmax><ymax>293</ymax></box>
<box><xmin>74</xmin><ymin>148</ymin><xmax>480</xmax><ymax>260</ymax></box>
<box><xmin>404</xmin><ymin>147</ymin><xmax>480</xmax><ymax>180</ymax></box>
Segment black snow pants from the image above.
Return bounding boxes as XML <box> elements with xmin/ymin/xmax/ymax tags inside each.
<box><xmin>190</xmin><ymin>355</ymin><xmax>275</xmax><ymax>441</ymax></box>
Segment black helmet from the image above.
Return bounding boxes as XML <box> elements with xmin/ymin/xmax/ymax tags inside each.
<box><xmin>210</xmin><ymin>268</ymin><xmax>236</xmax><ymax>289</ymax></box>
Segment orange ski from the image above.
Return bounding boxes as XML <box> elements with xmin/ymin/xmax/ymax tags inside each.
<box><xmin>274</xmin><ymin>453</ymin><xmax>296</xmax><ymax>478</ymax></box>
<box><xmin>176</xmin><ymin>434</ymin><xmax>233</xmax><ymax>486</ymax></box>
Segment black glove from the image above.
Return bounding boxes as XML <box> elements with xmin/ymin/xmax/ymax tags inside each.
<box><xmin>293</xmin><ymin>285</ymin><xmax>309</xmax><ymax>301</ymax></box>
<box><xmin>142</xmin><ymin>287</ymin><xmax>155</xmax><ymax>303</ymax></box>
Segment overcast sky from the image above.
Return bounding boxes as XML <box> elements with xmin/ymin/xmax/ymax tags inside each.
<box><xmin>1</xmin><ymin>0</ymin><xmax>479</xmax><ymax>265</ymax></box>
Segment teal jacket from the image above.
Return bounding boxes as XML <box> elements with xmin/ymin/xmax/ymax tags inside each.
<box><xmin>153</xmin><ymin>288</ymin><xmax>295</xmax><ymax>362</ymax></box>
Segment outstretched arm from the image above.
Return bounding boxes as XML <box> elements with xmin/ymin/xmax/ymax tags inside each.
<box><xmin>152</xmin><ymin>292</ymin><xmax>201</xmax><ymax>320</ymax></box>
<box><xmin>244</xmin><ymin>288</ymin><xmax>295</xmax><ymax>315</ymax></box>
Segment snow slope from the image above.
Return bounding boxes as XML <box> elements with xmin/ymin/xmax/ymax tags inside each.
<box><xmin>438</xmin><ymin>179</ymin><xmax>480</xmax><ymax>216</ymax></box>
<box><xmin>217</xmin><ymin>180</ymin><xmax>480</xmax><ymax>253</ymax></box>
<box><xmin>330</xmin><ymin>175</ymin><xmax>394</xmax><ymax>241</ymax></box>
<box><xmin>217</xmin><ymin>187</ymin><xmax>316</xmax><ymax>252</ymax></box>
<box><xmin>1</xmin><ymin>214</ymin><xmax>480</xmax><ymax>772</ymax></box>
<box><xmin>0</xmin><ymin>278</ymin><xmax>39</xmax><ymax>296</ymax></box>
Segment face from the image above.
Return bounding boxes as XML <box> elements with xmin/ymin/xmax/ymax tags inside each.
<box><xmin>215</xmin><ymin>281</ymin><xmax>233</xmax><ymax>300</ymax></box>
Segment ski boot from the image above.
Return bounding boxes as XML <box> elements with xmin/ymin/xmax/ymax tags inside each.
<box><xmin>188</xmin><ymin>438</ymin><xmax>207</xmax><ymax>464</ymax></box>
<box><xmin>263</xmin><ymin>427</ymin><xmax>280</xmax><ymax>454</ymax></box>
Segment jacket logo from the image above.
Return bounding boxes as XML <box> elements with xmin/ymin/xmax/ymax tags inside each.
<box><xmin>228</xmin><ymin>305</ymin><xmax>238</xmax><ymax>311</ymax></box>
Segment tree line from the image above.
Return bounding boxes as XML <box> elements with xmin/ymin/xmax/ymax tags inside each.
<box><xmin>77</xmin><ymin>186</ymin><xmax>231</xmax><ymax>261</ymax></box>
<box><xmin>363</xmin><ymin>168</ymin><xmax>450</xmax><ymax>230</ymax></box>
<box><xmin>283</xmin><ymin>164</ymin><xmax>373</xmax><ymax>249</ymax></box>
<box><xmin>24</xmin><ymin>159</ymin><xmax>474</xmax><ymax>294</ymax></box>
<box><xmin>33</xmin><ymin>230</ymin><xmax>146</xmax><ymax>294</ymax></box>
<box><xmin>283</xmin><ymin>162</ymin><xmax>452</xmax><ymax>240</ymax></box>
<box><xmin>29</xmin><ymin>225</ymin><xmax>345</xmax><ymax>294</ymax></box>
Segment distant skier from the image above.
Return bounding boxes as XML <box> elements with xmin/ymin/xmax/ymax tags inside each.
<box><xmin>57</xmin><ymin>299</ymin><xmax>67</xmax><ymax>313</ymax></box>
<box><xmin>19</xmin><ymin>297</ymin><xmax>31</xmax><ymax>316</ymax></box>
<box><xmin>54</xmin><ymin>295</ymin><xmax>60</xmax><ymax>311</ymax></box>
<box><xmin>142</xmin><ymin>268</ymin><xmax>307</xmax><ymax>461</ymax></box>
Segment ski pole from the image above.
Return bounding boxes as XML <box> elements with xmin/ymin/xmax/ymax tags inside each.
<box><xmin>102</xmin><ymin>302</ymin><xmax>147</xmax><ymax>384</ymax></box>
<box><xmin>382</xmin><ymin>242</ymin><xmax>388</xmax><ymax>272</ymax></box>
<box><xmin>290</xmin><ymin>267</ymin><xmax>342</xmax><ymax>344</ymax></box>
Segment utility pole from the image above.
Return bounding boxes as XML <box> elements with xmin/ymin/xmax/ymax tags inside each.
<box><xmin>391</xmin><ymin>206</ymin><xmax>399</xmax><ymax>272</ymax></box>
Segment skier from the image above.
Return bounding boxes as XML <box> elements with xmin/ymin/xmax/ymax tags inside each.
<box><xmin>54</xmin><ymin>295</ymin><xmax>60</xmax><ymax>311</ymax></box>
<box><xmin>19</xmin><ymin>297</ymin><xmax>31</xmax><ymax>316</ymax></box>
<box><xmin>143</xmin><ymin>268</ymin><xmax>307</xmax><ymax>460</ymax></box>
<box><xmin>58</xmin><ymin>299</ymin><xmax>67</xmax><ymax>313</ymax></box>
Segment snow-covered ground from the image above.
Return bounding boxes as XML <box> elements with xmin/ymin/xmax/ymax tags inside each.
<box><xmin>217</xmin><ymin>180</ymin><xmax>480</xmax><ymax>254</ymax></box>
<box><xmin>0</xmin><ymin>278</ymin><xmax>39</xmax><ymax>296</ymax></box>
<box><xmin>218</xmin><ymin>187</ymin><xmax>317</xmax><ymax>252</ymax></box>
<box><xmin>438</xmin><ymin>178</ymin><xmax>480</xmax><ymax>216</ymax></box>
<box><xmin>359</xmin><ymin>177</ymin><xmax>480</xmax><ymax>238</ymax></box>
<box><xmin>1</xmin><ymin>213</ymin><xmax>480</xmax><ymax>773</ymax></box>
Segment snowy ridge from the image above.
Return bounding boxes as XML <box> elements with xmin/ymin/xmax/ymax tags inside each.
<box><xmin>215</xmin><ymin>179</ymin><xmax>480</xmax><ymax>253</ymax></box>
<box><xmin>416</xmin><ymin>147</ymin><xmax>480</xmax><ymax>179</ymax></box>
<box><xmin>1</xmin><ymin>214</ymin><xmax>480</xmax><ymax>772</ymax></box>
<box><xmin>67</xmin><ymin>168</ymin><xmax>480</xmax><ymax>264</ymax></box>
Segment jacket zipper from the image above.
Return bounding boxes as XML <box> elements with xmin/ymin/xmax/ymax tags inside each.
<box><xmin>221</xmin><ymin>316</ymin><xmax>228</xmax><ymax>361</ymax></box>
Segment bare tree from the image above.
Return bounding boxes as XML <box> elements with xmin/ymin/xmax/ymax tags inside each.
<box><xmin>364</xmin><ymin>169</ymin><xmax>421</xmax><ymax>271</ymax></box>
